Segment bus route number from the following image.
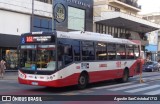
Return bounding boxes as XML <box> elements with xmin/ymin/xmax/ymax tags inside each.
<box><xmin>26</xmin><ymin>36</ymin><xmax>33</xmax><ymax>42</ymax></box>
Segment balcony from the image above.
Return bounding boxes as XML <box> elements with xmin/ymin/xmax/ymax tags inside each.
<box><xmin>108</xmin><ymin>0</ymin><xmax>141</xmax><ymax>12</ymax></box>
<box><xmin>118</xmin><ymin>0</ymin><xmax>141</xmax><ymax>9</ymax></box>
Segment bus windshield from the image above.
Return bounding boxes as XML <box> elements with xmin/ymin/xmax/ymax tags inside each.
<box><xmin>20</xmin><ymin>45</ymin><xmax>56</xmax><ymax>71</ymax></box>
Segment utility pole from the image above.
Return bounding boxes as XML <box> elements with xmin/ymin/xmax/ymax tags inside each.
<box><xmin>52</xmin><ymin>0</ymin><xmax>56</xmax><ymax>32</ymax></box>
<box><xmin>31</xmin><ymin>0</ymin><xmax>34</xmax><ymax>32</ymax></box>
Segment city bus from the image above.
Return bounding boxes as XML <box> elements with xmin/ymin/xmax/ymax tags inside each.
<box><xmin>18</xmin><ymin>31</ymin><xmax>143</xmax><ymax>89</ymax></box>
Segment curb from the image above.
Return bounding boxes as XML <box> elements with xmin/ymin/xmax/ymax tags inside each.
<box><xmin>1</xmin><ymin>78</ymin><xmax>17</xmax><ymax>80</ymax></box>
<box><xmin>5</xmin><ymin>70</ymin><xmax>18</xmax><ymax>72</ymax></box>
<box><xmin>1</xmin><ymin>76</ymin><xmax>18</xmax><ymax>80</ymax></box>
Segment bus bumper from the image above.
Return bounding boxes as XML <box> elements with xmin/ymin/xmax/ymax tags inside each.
<box><xmin>18</xmin><ymin>77</ymin><xmax>63</xmax><ymax>87</ymax></box>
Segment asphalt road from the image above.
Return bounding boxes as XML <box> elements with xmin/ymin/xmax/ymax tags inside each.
<box><xmin>0</xmin><ymin>71</ymin><xmax>160</xmax><ymax>104</ymax></box>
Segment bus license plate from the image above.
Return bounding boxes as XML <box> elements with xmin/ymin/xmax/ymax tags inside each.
<box><xmin>31</xmin><ymin>82</ymin><xmax>38</xmax><ymax>85</ymax></box>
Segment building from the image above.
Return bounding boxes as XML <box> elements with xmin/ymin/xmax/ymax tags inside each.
<box><xmin>0</xmin><ymin>0</ymin><xmax>93</xmax><ymax>70</ymax></box>
<box><xmin>144</xmin><ymin>31</ymin><xmax>158</xmax><ymax>61</ymax></box>
<box><xmin>93</xmin><ymin>0</ymin><xmax>160</xmax><ymax>60</ymax></box>
<box><xmin>1</xmin><ymin>0</ymin><xmax>160</xmax><ymax>70</ymax></box>
<box><xmin>143</xmin><ymin>13</ymin><xmax>160</xmax><ymax>61</ymax></box>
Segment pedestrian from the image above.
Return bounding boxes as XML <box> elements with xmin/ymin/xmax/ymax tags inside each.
<box><xmin>0</xmin><ymin>59</ymin><xmax>6</xmax><ymax>79</ymax></box>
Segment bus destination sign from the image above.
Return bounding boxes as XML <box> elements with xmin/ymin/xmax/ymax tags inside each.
<box><xmin>23</xmin><ymin>36</ymin><xmax>54</xmax><ymax>43</ymax></box>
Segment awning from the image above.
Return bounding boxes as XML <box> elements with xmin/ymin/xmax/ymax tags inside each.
<box><xmin>0</xmin><ymin>34</ymin><xmax>20</xmax><ymax>48</ymax></box>
<box><xmin>94</xmin><ymin>12</ymin><xmax>160</xmax><ymax>33</ymax></box>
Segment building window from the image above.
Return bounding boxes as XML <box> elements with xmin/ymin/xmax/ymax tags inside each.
<box><xmin>36</xmin><ymin>0</ymin><xmax>52</xmax><ymax>4</ymax></box>
<box><xmin>103</xmin><ymin>25</ymin><xmax>106</xmax><ymax>34</ymax></box>
<box><xmin>68</xmin><ymin>6</ymin><xmax>85</xmax><ymax>31</ymax></box>
<box><xmin>99</xmin><ymin>24</ymin><xmax>103</xmax><ymax>33</ymax></box>
<box><xmin>96</xmin><ymin>24</ymin><xmax>100</xmax><ymax>33</ymax></box>
<box><xmin>106</xmin><ymin>26</ymin><xmax>108</xmax><ymax>34</ymax></box>
<box><xmin>112</xmin><ymin>27</ymin><xmax>115</xmax><ymax>36</ymax></box>
<box><xmin>114</xmin><ymin>27</ymin><xmax>118</xmax><ymax>38</ymax></box>
<box><xmin>108</xmin><ymin>26</ymin><xmax>112</xmax><ymax>35</ymax></box>
<box><xmin>33</xmin><ymin>16</ymin><xmax>52</xmax><ymax>32</ymax></box>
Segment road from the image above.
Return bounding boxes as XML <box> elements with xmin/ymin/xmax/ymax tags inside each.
<box><xmin>0</xmin><ymin>71</ymin><xmax>160</xmax><ymax>104</ymax></box>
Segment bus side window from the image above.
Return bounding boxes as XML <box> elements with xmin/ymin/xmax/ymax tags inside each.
<box><xmin>107</xmin><ymin>43</ymin><xmax>116</xmax><ymax>60</ymax></box>
<box><xmin>63</xmin><ymin>45</ymin><xmax>73</xmax><ymax>65</ymax></box>
<box><xmin>126</xmin><ymin>44</ymin><xmax>134</xmax><ymax>59</ymax></box>
<box><xmin>72</xmin><ymin>40</ymin><xmax>80</xmax><ymax>61</ymax></box>
<box><xmin>57</xmin><ymin>45</ymin><xmax>63</xmax><ymax>68</ymax></box>
<box><xmin>134</xmin><ymin>45</ymin><xmax>140</xmax><ymax>59</ymax></box>
<box><xmin>58</xmin><ymin>38</ymin><xmax>73</xmax><ymax>67</ymax></box>
<box><xmin>73</xmin><ymin>46</ymin><xmax>80</xmax><ymax>61</ymax></box>
<box><xmin>82</xmin><ymin>41</ymin><xmax>95</xmax><ymax>61</ymax></box>
<box><xmin>96</xmin><ymin>42</ymin><xmax>107</xmax><ymax>60</ymax></box>
<box><xmin>116</xmin><ymin>44</ymin><xmax>126</xmax><ymax>60</ymax></box>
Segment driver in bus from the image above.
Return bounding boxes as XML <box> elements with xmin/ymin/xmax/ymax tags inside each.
<box><xmin>46</xmin><ymin>57</ymin><xmax>56</xmax><ymax>71</ymax></box>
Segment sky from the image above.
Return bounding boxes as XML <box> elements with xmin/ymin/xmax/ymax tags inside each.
<box><xmin>138</xmin><ymin>0</ymin><xmax>160</xmax><ymax>14</ymax></box>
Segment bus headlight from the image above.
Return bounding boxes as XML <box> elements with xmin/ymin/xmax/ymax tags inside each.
<box><xmin>18</xmin><ymin>71</ymin><xmax>26</xmax><ymax>79</ymax></box>
<box><xmin>50</xmin><ymin>76</ymin><xmax>53</xmax><ymax>80</ymax></box>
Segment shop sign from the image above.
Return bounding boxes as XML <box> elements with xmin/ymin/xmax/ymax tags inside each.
<box><xmin>64</xmin><ymin>0</ymin><xmax>91</xmax><ymax>8</ymax></box>
<box><xmin>54</xmin><ymin>3</ymin><xmax>66</xmax><ymax>23</ymax></box>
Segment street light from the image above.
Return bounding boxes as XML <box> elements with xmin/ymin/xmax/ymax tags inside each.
<box><xmin>52</xmin><ymin>0</ymin><xmax>56</xmax><ymax>32</ymax></box>
<box><xmin>31</xmin><ymin>0</ymin><xmax>34</xmax><ymax>32</ymax></box>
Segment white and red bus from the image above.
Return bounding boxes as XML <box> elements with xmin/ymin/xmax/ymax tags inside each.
<box><xmin>18</xmin><ymin>31</ymin><xmax>143</xmax><ymax>89</ymax></box>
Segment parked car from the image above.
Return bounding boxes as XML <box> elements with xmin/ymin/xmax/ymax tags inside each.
<box><xmin>143</xmin><ymin>61</ymin><xmax>160</xmax><ymax>72</ymax></box>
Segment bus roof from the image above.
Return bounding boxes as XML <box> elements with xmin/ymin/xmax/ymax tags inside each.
<box><xmin>57</xmin><ymin>31</ymin><xmax>137</xmax><ymax>45</ymax></box>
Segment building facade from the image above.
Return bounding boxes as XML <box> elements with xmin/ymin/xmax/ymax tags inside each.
<box><xmin>0</xmin><ymin>0</ymin><xmax>160</xmax><ymax>70</ymax></box>
<box><xmin>93</xmin><ymin>0</ymin><xmax>160</xmax><ymax>60</ymax></box>
<box><xmin>0</xmin><ymin>0</ymin><xmax>93</xmax><ymax>70</ymax></box>
<box><xmin>143</xmin><ymin>13</ymin><xmax>160</xmax><ymax>61</ymax></box>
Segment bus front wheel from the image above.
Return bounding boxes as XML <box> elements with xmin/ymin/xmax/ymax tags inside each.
<box><xmin>77</xmin><ymin>73</ymin><xmax>88</xmax><ymax>89</ymax></box>
<box><xmin>121</xmin><ymin>69</ymin><xmax>129</xmax><ymax>82</ymax></box>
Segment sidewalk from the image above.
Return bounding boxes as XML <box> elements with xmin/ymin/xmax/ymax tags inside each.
<box><xmin>2</xmin><ymin>72</ymin><xmax>18</xmax><ymax>80</ymax></box>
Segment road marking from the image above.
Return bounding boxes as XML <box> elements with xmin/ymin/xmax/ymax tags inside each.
<box><xmin>92</xmin><ymin>82</ymin><xmax>134</xmax><ymax>90</ymax></box>
<box><xmin>59</xmin><ymin>92</ymin><xmax>79</xmax><ymax>95</ymax></box>
<box><xmin>109</xmin><ymin>83</ymin><xmax>147</xmax><ymax>91</ymax></box>
<box><xmin>125</xmin><ymin>85</ymin><xmax>160</xmax><ymax>93</ymax></box>
<box><xmin>78</xmin><ymin>89</ymin><xmax>94</xmax><ymax>93</ymax></box>
<box><xmin>0</xmin><ymin>86</ymin><xmax>19</xmax><ymax>90</ymax></box>
<box><xmin>145</xmin><ymin>89</ymin><xmax>160</xmax><ymax>95</ymax></box>
<box><xmin>141</xmin><ymin>76</ymin><xmax>160</xmax><ymax>80</ymax></box>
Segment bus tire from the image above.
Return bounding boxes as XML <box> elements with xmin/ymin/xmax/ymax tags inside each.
<box><xmin>116</xmin><ymin>69</ymin><xmax>129</xmax><ymax>83</ymax></box>
<box><xmin>77</xmin><ymin>73</ymin><xmax>88</xmax><ymax>89</ymax></box>
<box><xmin>121</xmin><ymin>69</ymin><xmax>129</xmax><ymax>82</ymax></box>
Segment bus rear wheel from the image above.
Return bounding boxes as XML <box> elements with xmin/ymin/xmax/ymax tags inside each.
<box><xmin>116</xmin><ymin>69</ymin><xmax>129</xmax><ymax>83</ymax></box>
<box><xmin>77</xmin><ymin>73</ymin><xmax>88</xmax><ymax>89</ymax></box>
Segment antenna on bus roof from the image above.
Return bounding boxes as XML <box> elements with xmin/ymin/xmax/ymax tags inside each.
<box><xmin>81</xmin><ymin>27</ymin><xmax>85</xmax><ymax>34</ymax></box>
<box><xmin>81</xmin><ymin>31</ymin><xmax>85</xmax><ymax>34</ymax></box>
